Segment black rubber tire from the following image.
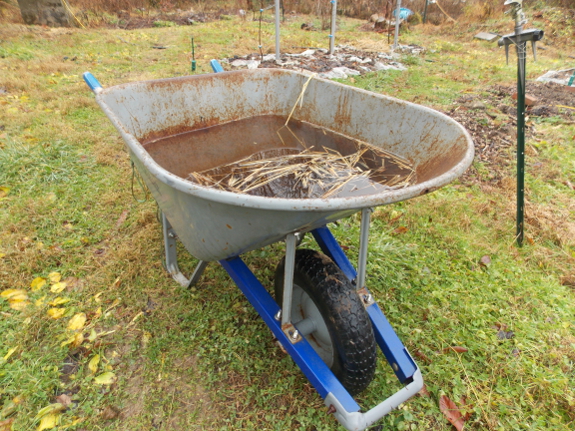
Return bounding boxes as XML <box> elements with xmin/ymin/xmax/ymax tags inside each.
<box><xmin>274</xmin><ymin>249</ymin><xmax>377</xmax><ymax>395</ymax></box>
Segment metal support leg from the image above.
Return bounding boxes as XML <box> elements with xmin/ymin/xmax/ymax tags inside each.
<box><xmin>281</xmin><ymin>233</ymin><xmax>301</xmax><ymax>342</ymax></box>
<box><xmin>162</xmin><ymin>213</ymin><xmax>207</xmax><ymax>288</ymax></box>
<box><xmin>356</xmin><ymin>208</ymin><xmax>372</xmax><ymax>291</ymax></box>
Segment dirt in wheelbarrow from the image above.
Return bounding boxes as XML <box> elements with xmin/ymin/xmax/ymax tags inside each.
<box><xmin>144</xmin><ymin>115</ymin><xmax>417</xmax><ymax>199</ymax></box>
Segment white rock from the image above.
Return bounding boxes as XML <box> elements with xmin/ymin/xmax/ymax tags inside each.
<box><xmin>230</xmin><ymin>59</ymin><xmax>248</xmax><ymax>67</ymax></box>
<box><xmin>320</xmin><ymin>68</ymin><xmax>347</xmax><ymax>79</ymax></box>
<box><xmin>262</xmin><ymin>54</ymin><xmax>276</xmax><ymax>62</ymax></box>
<box><xmin>300</xmin><ymin>49</ymin><xmax>315</xmax><ymax>56</ymax></box>
<box><xmin>374</xmin><ymin>61</ymin><xmax>406</xmax><ymax>71</ymax></box>
<box><xmin>246</xmin><ymin>60</ymin><xmax>260</xmax><ymax>69</ymax></box>
<box><xmin>334</xmin><ymin>66</ymin><xmax>360</xmax><ymax>76</ymax></box>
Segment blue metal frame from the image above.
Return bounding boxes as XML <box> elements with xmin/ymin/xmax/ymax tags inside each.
<box><xmin>219</xmin><ymin>256</ymin><xmax>360</xmax><ymax>414</ymax></box>
<box><xmin>312</xmin><ymin>226</ymin><xmax>357</xmax><ymax>282</ymax></box>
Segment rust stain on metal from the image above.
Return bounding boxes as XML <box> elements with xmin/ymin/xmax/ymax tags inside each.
<box><xmin>415</xmin><ymin>135</ymin><xmax>467</xmax><ymax>183</ymax></box>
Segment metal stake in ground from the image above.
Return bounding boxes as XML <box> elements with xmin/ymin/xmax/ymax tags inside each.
<box><xmin>497</xmin><ymin>0</ymin><xmax>543</xmax><ymax>246</ymax></box>
<box><xmin>393</xmin><ymin>0</ymin><xmax>402</xmax><ymax>50</ymax></box>
<box><xmin>329</xmin><ymin>0</ymin><xmax>337</xmax><ymax>55</ymax></box>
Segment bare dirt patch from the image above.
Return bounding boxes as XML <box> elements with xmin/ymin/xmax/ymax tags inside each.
<box><xmin>445</xmin><ymin>81</ymin><xmax>575</xmax><ymax>177</ymax></box>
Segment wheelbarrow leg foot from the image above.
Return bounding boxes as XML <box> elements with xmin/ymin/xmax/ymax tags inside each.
<box><xmin>162</xmin><ymin>212</ymin><xmax>208</xmax><ymax>288</ymax></box>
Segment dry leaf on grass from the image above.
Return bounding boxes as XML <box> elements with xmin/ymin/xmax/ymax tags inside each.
<box><xmin>47</xmin><ymin>308</ymin><xmax>66</xmax><ymax>319</ymax></box>
<box><xmin>88</xmin><ymin>354</ymin><xmax>100</xmax><ymax>374</ymax></box>
<box><xmin>413</xmin><ymin>349</ymin><xmax>432</xmax><ymax>364</ymax></box>
<box><xmin>1</xmin><ymin>289</ymin><xmax>29</xmax><ymax>311</ymax></box>
<box><xmin>48</xmin><ymin>272</ymin><xmax>61</xmax><ymax>283</ymax></box>
<box><xmin>54</xmin><ymin>394</ymin><xmax>72</xmax><ymax>408</ymax></box>
<box><xmin>67</xmin><ymin>313</ymin><xmax>87</xmax><ymax>331</ymax></box>
<box><xmin>50</xmin><ymin>282</ymin><xmax>67</xmax><ymax>293</ymax></box>
<box><xmin>100</xmin><ymin>405</ymin><xmax>120</xmax><ymax>420</ymax></box>
<box><xmin>442</xmin><ymin>346</ymin><xmax>469</xmax><ymax>354</ymax></box>
<box><xmin>439</xmin><ymin>395</ymin><xmax>466</xmax><ymax>431</ymax></box>
<box><xmin>37</xmin><ymin>412</ymin><xmax>59</xmax><ymax>431</ymax></box>
<box><xmin>418</xmin><ymin>384</ymin><xmax>431</xmax><ymax>397</ymax></box>
<box><xmin>0</xmin><ymin>419</ymin><xmax>14</xmax><ymax>431</ymax></box>
<box><xmin>94</xmin><ymin>372</ymin><xmax>116</xmax><ymax>385</ymax></box>
<box><xmin>30</xmin><ymin>277</ymin><xmax>47</xmax><ymax>291</ymax></box>
<box><xmin>3</xmin><ymin>346</ymin><xmax>18</xmax><ymax>361</ymax></box>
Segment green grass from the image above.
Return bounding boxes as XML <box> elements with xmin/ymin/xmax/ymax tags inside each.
<box><xmin>1</xmin><ymin>9</ymin><xmax>574</xmax><ymax>431</ymax></box>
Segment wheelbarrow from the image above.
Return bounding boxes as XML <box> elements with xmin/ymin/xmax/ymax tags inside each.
<box><xmin>83</xmin><ymin>67</ymin><xmax>474</xmax><ymax>430</ymax></box>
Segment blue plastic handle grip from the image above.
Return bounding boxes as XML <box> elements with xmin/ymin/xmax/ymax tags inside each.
<box><xmin>210</xmin><ymin>59</ymin><xmax>224</xmax><ymax>73</ymax></box>
<box><xmin>83</xmin><ymin>72</ymin><xmax>103</xmax><ymax>92</ymax></box>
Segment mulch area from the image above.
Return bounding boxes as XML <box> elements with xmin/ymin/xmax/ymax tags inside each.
<box><xmin>445</xmin><ymin>81</ymin><xmax>575</xmax><ymax>179</ymax></box>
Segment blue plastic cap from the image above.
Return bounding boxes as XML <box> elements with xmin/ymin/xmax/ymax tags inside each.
<box><xmin>83</xmin><ymin>72</ymin><xmax>103</xmax><ymax>93</ymax></box>
<box><xmin>210</xmin><ymin>59</ymin><xmax>224</xmax><ymax>73</ymax></box>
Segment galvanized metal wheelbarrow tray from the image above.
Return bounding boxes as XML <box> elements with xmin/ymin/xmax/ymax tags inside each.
<box><xmin>83</xmin><ymin>68</ymin><xmax>474</xmax><ymax>430</ymax></box>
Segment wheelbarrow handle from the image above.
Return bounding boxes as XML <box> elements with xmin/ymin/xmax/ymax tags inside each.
<box><xmin>83</xmin><ymin>72</ymin><xmax>103</xmax><ymax>94</ymax></box>
<box><xmin>326</xmin><ymin>368</ymin><xmax>423</xmax><ymax>431</ymax></box>
<box><xmin>210</xmin><ymin>59</ymin><xmax>225</xmax><ymax>73</ymax></box>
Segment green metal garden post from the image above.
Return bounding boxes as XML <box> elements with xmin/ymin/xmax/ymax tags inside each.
<box><xmin>497</xmin><ymin>0</ymin><xmax>543</xmax><ymax>246</ymax></box>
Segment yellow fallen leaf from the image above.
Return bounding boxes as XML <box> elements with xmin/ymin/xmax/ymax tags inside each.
<box><xmin>48</xmin><ymin>297</ymin><xmax>70</xmax><ymax>306</ymax></box>
<box><xmin>48</xmin><ymin>272</ymin><xmax>61</xmax><ymax>283</ymax></box>
<box><xmin>9</xmin><ymin>299</ymin><xmax>29</xmax><ymax>311</ymax></box>
<box><xmin>31</xmin><ymin>277</ymin><xmax>47</xmax><ymax>291</ymax></box>
<box><xmin>2</xmin><ymin>290</ymin><xmax>29</xmax><ymax>311</ymax></box>
<box><xmin>50</xmin><ymin>282</ymin><xmax>67</xmax><ymax>293</ymax></box>
<box><xmin>58</xmin><ymin>417</ymin><xmax>83</xmax><ymax>429</ymax></box>
<box><xmin>94</xmin><ymin>372</ymin><xmax>116</xmax><ymax>385</ymax></box>
<box><xmin>62</xmin><ymin>332</ymin><xmax>85</xmax><ymax>349</ymax></box>
<box><xmin>88</xmin><ymin>354</ymin><xmax>100</xmax><ymax>374</ymax></box>
<box><xmin>88</xmin><ymin>328</ymin><xmax>97</xmax><ymax>342</ymax></box>
<box><xmin>0</xmin><ymin>289</ymin><xmax>26</xmax><ymax>299</ymax></box>
<box><xmin>3</xmin><ymin>346</ymin><xmax>18</xmax><ymax>361</ymax></box>
<box><xmin>0</xmin><ymin>418</ymin><xmax>14</xmax><ymax>431</ymax></box>
<box><xmin>0</xmin><ymin>252</ymin><xmax>5</xmax><ymax>259</ymax></box>
<box><xmin>0</xmin><ymin>186</ymin><xmax>9</xmax><ymax>198</ymax></box>
<box><xmin>71</xmin><ymin>332</ymin><xmax>84</xmax><ymax>348</ymax></box>
<box><xmin>37</xmin><ymin>412</ymin><xmax>60</xmax><ymax>431</ymax></box>
<box><xmin>67</xmin><ymin>313</ymin><xmax>86</xmax><ymax>331</ymax></box>
<box><xmin>34</xmin><ymin>404</ymin><xmax>64</xmax><ymax>420</ymax></box>
<box><xmin>1</xmin><ymin>289</ymin><xmax>27</xmax><ymax>300</ymax></box>
<box><xmin>60</xmin><ymin>334</ymin><xmax>76</xmax><ymax>347</ymax></box>
<box><xmin>35</xmin><ymin>296</ymin><xmax>47</xmax><ymax>307</ymax></box>
<box><xmin>35</xmin><ymin>242</ymin><xmax>44</xmax><ymax>250</ymax></box>
<box><xmin>94</xmin><ymin>307</ymin><xmax>102</xmax><ymax>319</ymax></box>
<box><xmin>142</xmin><ymin>331</ymin><xmax>151</xmax><ymax>347</ymax></box>
<box><xmin>47</xmin><ymin>308</ymin><xmax>66</xmax><ymax>319</ymax></box>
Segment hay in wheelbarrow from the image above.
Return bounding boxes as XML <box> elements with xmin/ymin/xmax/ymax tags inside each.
<box><xmin>186</xmin><ymin>140</ymin><xmax>416</xmax><ymax>199</ymax></box>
